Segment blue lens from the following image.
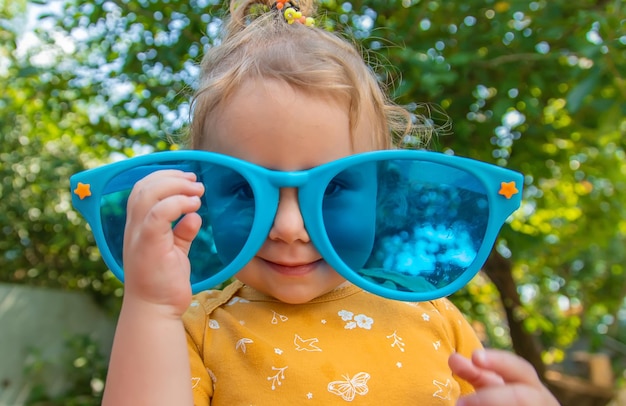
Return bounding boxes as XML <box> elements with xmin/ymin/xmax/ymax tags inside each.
<box><xmin>322</xmin><ymin>161</ymin><xmax>378</xmax><ymax>270</ymax></box>
<box><xmin>196</xmin><ymin>162</ymin><xmax>255</xmax><ymax>280</ymax></box>
<box><xmin>99</xmin><ymin>161</ymin><xmax>256</xmax><ymax>284</ymax></box>
<box><xmin>100</xmin><ymin>189</ymin><xmax>130</xmax><ymax>269</ymax></box>
<box><xmin>323</xmin><ymin>159</ymin><xmax>489</xmax><ymax>294</ymax></box>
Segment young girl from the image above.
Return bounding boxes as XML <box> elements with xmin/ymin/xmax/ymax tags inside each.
<box><xmin>71</xmin><ymin>0</ymin><xmax>559</xmax><ymax>404</ymax></box>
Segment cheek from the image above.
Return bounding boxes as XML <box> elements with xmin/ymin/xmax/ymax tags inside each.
<box><xmin>233</xmin><ymin>260</ymin><xmax>259</xmax><ymax>286</ymax></box>
<box><xmin>322</xmin><ymin>164</ymin><xmax>378</xmax><ymax>270</ymax></box>
<box><xmin>323</xmin><ymin>192</ymin><xmax>377</xmax><ymax>270</ymax></box>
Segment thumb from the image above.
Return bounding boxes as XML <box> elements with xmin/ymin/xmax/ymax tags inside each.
<box><xmin>173</xmin><ymin>211</ymin><xmax>203</xmax><ymax>254</ymax></box>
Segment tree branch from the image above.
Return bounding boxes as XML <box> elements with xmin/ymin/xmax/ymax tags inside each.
<box><xmin>482</xmin><ymin>248</ymin><xmax>547</xmax><ymax>379</ymax></box>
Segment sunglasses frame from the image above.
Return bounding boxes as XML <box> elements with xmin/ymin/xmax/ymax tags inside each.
<box><xmin>71</xmin><ymin>149</ymin><xmax>523</xmax><ymax>301</ymax></box>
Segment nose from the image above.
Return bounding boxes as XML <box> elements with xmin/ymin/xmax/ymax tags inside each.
<box><xmin>268</xmin><ymin>188</ymin><xmax>310</xmax><ymax>243</ymax></box>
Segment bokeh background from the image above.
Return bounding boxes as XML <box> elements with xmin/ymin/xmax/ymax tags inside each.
<box><xmin>1</xmin><ymin>0</ymin><xmax>625</xmax><ymax>404</ymax></box>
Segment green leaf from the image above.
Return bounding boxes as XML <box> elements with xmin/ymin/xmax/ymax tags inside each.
<box><xmin>566</xmin><ymin>69</ymin><xmax>600</xmax><ymax>113</ymax></box>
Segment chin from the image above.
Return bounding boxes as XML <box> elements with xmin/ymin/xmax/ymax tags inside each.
<box><xmin>270</xmin><ymin>290</ymin><xmax>324</xmax><ymax>304</ymax></box>
<box><xmin>266</xmin><ymin>282</ymin><xmax>343</xmax><ymax>304</ymax></box>
<box><xmin>237</xmin><ymin>266</ymin><xmax>347</xmax><ymax>303</ymax></box>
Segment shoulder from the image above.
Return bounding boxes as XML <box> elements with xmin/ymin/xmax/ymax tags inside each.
<box><xmin>428</xmin><ymin>297</ymin><xmax>466</xmax><ymax>318</ymax></box>
<box><xmin>382</xmin><ymin>296</ymin><xmax>478</xmax><ymax>338</ymax></box>
<box><xmin>356</xmin><ymin>293</ymin><xmax>482</xmax><ymax>355</ymax></box>
<box><xmin>182</xmin><ymin>280</ymin><xmax>245</xmax><ymax>329</ymax></box>
<box><xmin>427</xmin><ymin>297</ymin><xmax>482</xmax><ymax>351</ymax></box>
<box><xmin>426</xmin><ymin>297</ymin><xmax>473</xmax><ymax>329</ymax></box>
<box><xmin>347</xmin><ymin>291</ymin><xmax>471</xmax><ymax>332</ymax></box>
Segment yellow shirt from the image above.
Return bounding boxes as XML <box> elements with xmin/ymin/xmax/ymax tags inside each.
<box><xmin>183</xmin><ymin>281</ymin><xmax>481</xmax><ymax>405</ymax></box>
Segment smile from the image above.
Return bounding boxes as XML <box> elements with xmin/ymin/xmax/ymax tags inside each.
<box><xmin>262</xmin><ymin>258</ymin><xmax>324</xmax><ymax>276</ymax></box>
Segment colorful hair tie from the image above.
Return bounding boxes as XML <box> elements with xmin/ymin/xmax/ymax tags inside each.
<box><xmin>272</xmin><ymin>1</ymin><xmax>315</xmax><ymax>26</ymax></box>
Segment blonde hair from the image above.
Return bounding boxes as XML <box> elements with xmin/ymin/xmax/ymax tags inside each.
<box><xmin>189</xmin><ymin>0</ymin><xmax>419</xmax><ymax>150</ymax></box>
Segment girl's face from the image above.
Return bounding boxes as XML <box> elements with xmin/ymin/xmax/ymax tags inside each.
<box><xmin>204</xmin><ymin>78</ymin><xmax>368</xmax><ymax>304</ymax></box>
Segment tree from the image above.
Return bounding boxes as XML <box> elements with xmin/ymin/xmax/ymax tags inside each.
<box><xmin>0</xmin><ymin>0</ymin><xmax>127</xmax><ymax>310</ymax></box>
<box><xmin>348</xmin><ymin>0</ymin><xmax>626</xmax><ymax>383</ymax></box>
<box><xmin>1</xmin><ymin>0</ymin><xmax>625</xmax><ymax>395</ymax></box>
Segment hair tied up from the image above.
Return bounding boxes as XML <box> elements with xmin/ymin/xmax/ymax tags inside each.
<box><xmin>272</xmin><ymin>1</ymin><xmax>315</xmax><ymax>26</ymax></box>
<box><xmin>231</xmin><ymin>0</ymin><xmax>317</xmax><ymax>28</ymax></box>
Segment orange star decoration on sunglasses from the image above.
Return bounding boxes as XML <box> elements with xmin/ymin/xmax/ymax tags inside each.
<box><xmin>498</xmin><ymin>181</ymin><xmax>519</xmax><ymax>199</ymax></box>
<box><xmin>73</xmin><ymin>182</ymin><xmax>92</xmax><ymax>200</ymax></box>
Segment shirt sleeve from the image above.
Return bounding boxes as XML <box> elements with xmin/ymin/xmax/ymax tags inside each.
<box><xmin>182</xmin><ymin>292</ymin><xmax>216</xmax><ymax>405</ymax></box>
<box><xmin>432</xmin><ymin>297</ymin><xmax>484</xmax><ymax>395</ymax></box>
<box><xmin>187</xmin><ymin>330</ymin><xmax>212</xmax><ymax>405</ymax></box>
<box><xmin>182</xmin><ymin>282</ymin><xmax>245</xmax><ymax>405</ymax></box>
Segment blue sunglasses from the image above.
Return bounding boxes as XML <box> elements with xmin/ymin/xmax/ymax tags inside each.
<box><xmin>70</xmin><ymin>150</ymin><xmax>523</xmax><ymax>301</ymax></box>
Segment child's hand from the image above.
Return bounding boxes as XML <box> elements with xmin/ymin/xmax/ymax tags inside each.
<box><xmin>122</xmin><ymin>170</ymin><xmax>204</xmax><ymax>315</ymax></box>
<box><xmin>449</xmin><ymin>349</ymin><xmax>560</xmax><ymax>406</ymax></box>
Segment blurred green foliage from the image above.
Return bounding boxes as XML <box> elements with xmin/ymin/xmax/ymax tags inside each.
<box><xmin>1</xmin><ymin>0</ymin><xmax>625</xmax><ymax>386</ymax></box>
<box><xmin>24</xmin><ymin>334</ymin><xmax>107</xmax><ymax>405</ymax></box>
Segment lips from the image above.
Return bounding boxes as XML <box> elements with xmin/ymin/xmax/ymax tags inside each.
<box><xmin>262</xmin><ymin>258</ymin><xmax>324</xmax><ymax>276</ymax></box>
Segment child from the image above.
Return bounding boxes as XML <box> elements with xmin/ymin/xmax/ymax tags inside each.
<box><xmin>71</xmin><ymin>0</ymin><xmax>560</xmax><ymax>404</ymax></box>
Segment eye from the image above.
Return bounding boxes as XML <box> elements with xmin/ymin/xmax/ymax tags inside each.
<box><xmin>324</xmin><ymin>180</ymin><xmax>344</xmax><ymax>197</ymax></box>
<box><xmin>232</xmin><ymin>182</ymin><xmax>254</xmax><ymax>199</ymax></box>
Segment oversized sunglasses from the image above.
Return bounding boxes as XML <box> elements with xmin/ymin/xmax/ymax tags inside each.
<box><xmin>70</xmin><ymin>150</ymin><xmax>523</xmax><ymax>301</ymax></box>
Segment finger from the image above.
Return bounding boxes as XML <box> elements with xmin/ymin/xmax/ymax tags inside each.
<box><xmin>122</xmin><ymin>196</ymin><xmax>201</xmax><ymax>291</ymax></box>
<box><xmin>457</xmin><ymin>384</ymin><xmax>533</xmax><ymax>406</ymax></box>
<box><xmin>139</xmin><ymin>195</ymin><xmax>202</xmax><ymax>241</ymax></box>
<box><xmin>471</xmin><ymin>349</ymin><xmax>541</xmax><ymax>386</ymax></box>
<box><xmin>449</xmin><ymin>352</ymin><xmax>504</xmax><ymax>389</ymax></box>
<box><xmin>126</xmin><ymin>170</ymin><xmax>204</xmax><ymax>221</ymax></box>
<box><xmin>173</xmin><ymin>212</ymin><xmax>203</xmax><ymax>254</ymax></box>
<box><xmin>133</xmin><ymin>169</ymin><xmax>199</xmax><ymax>194</ymax></box>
